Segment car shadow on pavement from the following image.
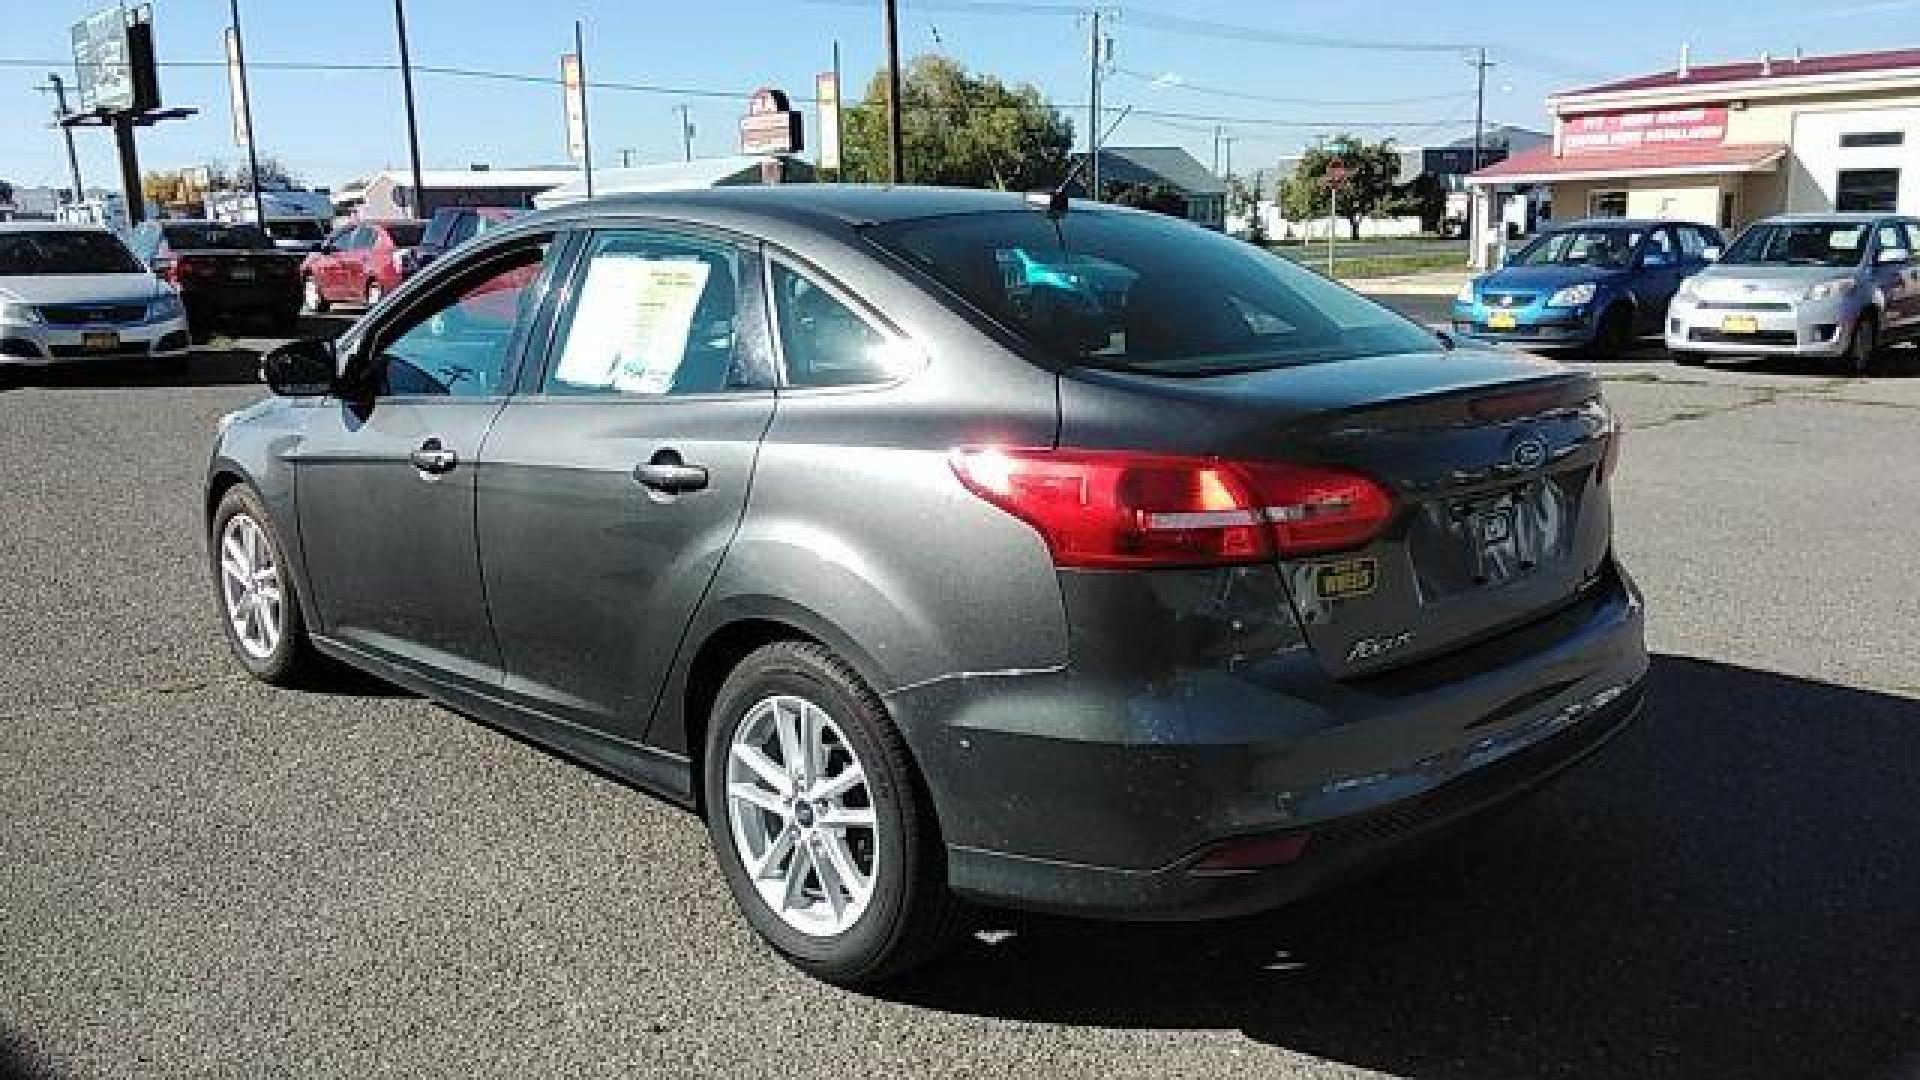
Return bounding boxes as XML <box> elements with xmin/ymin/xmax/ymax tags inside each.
<box><xmin>886</xmin><ymin>655</ymin><xmax>1920</xmax><ymax>1080</ymax></box>
<box><xmin>1685</xmin><ymin>341</ymin><xmax>1920</xmax><ymax>379</ymax></box>
<box><xmin>0</xmin><ymin>1025</ymin><xmax>57</xmax><ymax>1080</ymax></box>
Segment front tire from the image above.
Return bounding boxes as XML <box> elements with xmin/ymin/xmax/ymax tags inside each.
<box><xmin>1837</xmin><ymin>310</ymin><xmax>1880</xmax><ymax>377</ymax></box>
<box><xmin>1587</xmin><ymin>303</ymin><xmax>1633</xmax><ymax>358</ymax></box>
<box><xmin>210</xmin><ymin>485</ymin><xmax>318</xmax><ymax>686</ymax></box>
<box><xmin>703</xmin><ymin>641</ymin><xmax>962</xmax><ymax>986</ymax></box>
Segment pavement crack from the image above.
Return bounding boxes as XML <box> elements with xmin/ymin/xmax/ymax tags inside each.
<box><xmin>1631</xmin><ymin>388</ymin><xmax>1780</xmax><ymax>430</ymax></box>
<box><xmin>0</xmin><ymin>670</ymin><xmax>248</xmax><ymax>724</ymax></box>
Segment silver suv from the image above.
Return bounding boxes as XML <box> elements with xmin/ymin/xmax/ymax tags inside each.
<box><xmin>1666</xmin><ymin>213</ymin><xmax>1920</xmax><ymax>374</ymax></box>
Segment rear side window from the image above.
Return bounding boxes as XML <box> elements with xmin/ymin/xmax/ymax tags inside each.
<box><xmin>769</xmin><ymin>263</ymin><xmax>908</xmax><ymax>387</ymax></box>
<box><xmin>869</xmin><ymin>209</ymin><xmax>1436</xmax><ymax>375</ymax></box>
<box><xmin>543</xmin><ymin>229</ymin><xmax>747</xmax><ymax>397</ymax></box>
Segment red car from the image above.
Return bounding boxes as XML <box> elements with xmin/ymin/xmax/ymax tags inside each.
<box><xmin>300</xmin><ymin>219</ymin><xmax>426</xmax><ymax>312</ymax></box>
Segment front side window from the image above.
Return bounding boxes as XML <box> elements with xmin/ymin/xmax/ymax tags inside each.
<box><xmin>544</xmin><ymin>230</ymin><xmax>744</xmax><ymax>397</ymax></box>
<box><xmin>1876</xmin><ymin>222</ymin><xmax>1910</xmax><ymax>259</ymax></box>
<box><xmin>370</xmin><ymin>239</ymin><xmax>550</xmax><ymax>397</ymax></box>
<box><xmin>770</xmin><ymin>263</ymin><xmax>907</xmax><ymax>387</ymax></box>
<box><xmin>1722</xmin><ymin>221</ymin><xmax>1869</xmax><ymax>268</ymax></box>
<box><xmin>1512</xmin><ymin>228</ymin><xmax>1645</xmax><ymax>270</ymax></box>
<box><xmin>869</xmin><ymin>210</ymin><xmax>1437</xmax><ymax>376</ymax></box>
<box><xmin>0</xmin><ymin>230</ymin><xmax>143</xmax><ymax>276</ymax></box>
<box><xmin>1640</xmin><ymin>228</ymin><xmax>1677</xmax><ymax>265</ymax></box>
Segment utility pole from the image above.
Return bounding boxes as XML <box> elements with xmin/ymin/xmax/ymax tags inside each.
<box><xmin>38</xmin><ymin>74</ymin><xmax>85</xmax><ymax>206</ymax></box>
<box><xmin>393</xmin><ymin>0</ymin><xmax>426</xmax><ymax>217</ymax></box>
<box><xmin>1087</xmin><ymin>8</ymin><xmax>1103</xmax><ymax>201</ymax></box>
<box><xmin>883</xmin><ymin>0</ymin><xmax>904</xmax><ymax>183</ymax></box>
<box><xmin>1211</xmin><ymin>124</ymin><xmax>1221</xmax><ymax>174</ymax></box>
<box><xmin>228</xmin><ymin>0</ymin><xmax>267</xmax><ymax>230</ymax></box>
<box><xmin>676</xmin><ymin>104</ymin><xmax>694</xmax><ymax>162</ymax></box>
<box><xmin>575</xmin><ymin>20</ymin><xmax>594</xmax><ymax>198</ymax></box>
<box><xmin>1222</xmin><ymin>136</ymin><xmax>1234</xmax><ymax>183</ymax></box>
<box><xmin>1469</xmin><ymin>46</ymin><xmax>1494</xmax><ymax>171</ymax></box>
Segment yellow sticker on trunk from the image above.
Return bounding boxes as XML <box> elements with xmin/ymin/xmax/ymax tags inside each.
<box><xmin>1315</xmin><ymin>558</ymin><xmax>1378</xmax><ymax>601</ymax></box>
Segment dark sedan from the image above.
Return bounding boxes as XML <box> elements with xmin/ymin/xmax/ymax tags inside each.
<box><xmin>206</xmin><ymin>186</ymin><xmax>1646</xmax><ymax>985</ymax></box>
<box><xmin>129</xmin><ymin>220</ymin><xmax>302</xmax><ymax>336</ymax></box>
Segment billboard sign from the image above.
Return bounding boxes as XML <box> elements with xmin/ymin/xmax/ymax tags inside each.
<box><xmin>561</xmin><ymin>53</ymin><xmax>588</xmax><ymax>161</ymax></box>
<box><xmin>1561</xmin><ymin>107</ymin><xmax>1729</xmax><ymax>154</ymax></box>
<box><xmin>71</xmin><ymin>7</ymin><xmax>135</xmax><ymax>113</ymax></box>
<box><xmin>740</xmin><ymin>87</ymin><xmax>803</xmax><ymax>156</ymax></box>
<box><xmin>816</xmin><ymin>72</ymin><xmax>842</xmax><ymax>171</ymax></box>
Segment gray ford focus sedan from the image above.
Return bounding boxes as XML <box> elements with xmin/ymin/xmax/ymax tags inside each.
<box><xmin>206</xmin><ymin>186</ymin><xmax>1646</xmax><ymax>985</ymax></box>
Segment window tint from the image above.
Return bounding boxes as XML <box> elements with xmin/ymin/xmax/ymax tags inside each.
<box><xmin>1876</xmin><ymin>222</ymin><xmax>1909</xmax><ymax>256</ymax></box>
<box><xmin>1676</xmin><ymin>226</ymin><xmax>1708</xmax><ymax>259</ymax></box>
<box><xmin>0</xmin><ymin>230</ymin><xmax>142</xmax><ymax>276</ymax></box>
<box><xmin>870</xmin><ymin>210</ymin><xmax>1437</xmax><ymax>375</ymax></box>
<box><xmin>371</xmin><ymin>239</ymin><xmax>550</xmax><ymax>397</ymax></box>
<box><xmin>544</xmin><ymin>230</ymin><xmax>744</xmax><ymax>397</ymax></box>
<box><xmin>1640</xmin><ymin>228</ymin><xmax>1676</xmax><ymax>264</ymax></box>
<box><xmin>1723</xmin><ymin>220</ymin><xmax>1869</xmax><ymax>268</ymax></box>
<box><xmin>770</xmin><ymin>263</ymin><xmax>904</xmax><ymax>387</ymax></box>
<box><xmin>1513</xmin><ymin>228</ymin><xmax>1644</xmax><ymax>269</ymax></box>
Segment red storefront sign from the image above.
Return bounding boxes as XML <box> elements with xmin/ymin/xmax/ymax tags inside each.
<box><xmin>1560</xmin><ymin>106</ymin><xmax>1729</xmax><ymax>153</ymax></box>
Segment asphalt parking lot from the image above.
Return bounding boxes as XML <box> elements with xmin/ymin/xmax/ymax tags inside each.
<box><xmin>3</xmin><ymin>320</ymin><xmax>1919</xmax><ymax>1080</ymax></box>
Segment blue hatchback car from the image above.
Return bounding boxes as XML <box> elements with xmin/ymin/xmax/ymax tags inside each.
<box><xmin>1453</xmin><ymin>219</ymin><xmax>1723</xmax><ymax>352</ymax></box>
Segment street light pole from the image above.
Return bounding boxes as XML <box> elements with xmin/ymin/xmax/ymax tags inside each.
<box><xmin>40</xmin><ymin>74</ymin><xmax>86</xmax><ymax>206</ymax></box>
<box><xmin>1087</xmin><ymin>8</ymin><xmax>1102</xmax><ymax>201</ymax></box>
<box><xmin>883</xmin><ymin>0</ymin><xmax>904</xmax><ymax>183</ymax></box>
<box><xmin>228</xmin><ymin>0</ymin><xmax>267</xmax><ymax>229</ymax></box>
<box><xmin>393</xmin><ymin>0</ymin><xmax>426</xmax><ymax>217</ymax></box>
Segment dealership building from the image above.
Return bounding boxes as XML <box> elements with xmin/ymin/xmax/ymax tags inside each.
<box><xmin>1467</xmin><ymin>46</ymin><xmax>1920</xmax><ymax>264</ymax></box>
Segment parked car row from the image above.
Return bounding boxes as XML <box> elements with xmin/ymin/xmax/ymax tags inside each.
<box><xmin>301</xmin><ymin>207</ymin><xmax>523</xmax><ymax>314</ymax></box>
<box><xmin>1453</xmin><ymin>212</ymin><xmax>1920</xmax><ymax>374</ymax></box>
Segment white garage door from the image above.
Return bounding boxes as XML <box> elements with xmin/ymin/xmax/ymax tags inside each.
<box><xmin>1789</xmin><ymin>107</ymin><xmax>1920</xmax><ymax>214</ymax></box>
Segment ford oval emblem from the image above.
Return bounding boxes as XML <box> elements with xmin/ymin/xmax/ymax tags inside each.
<box><xmin>1511</xmin><ymin>435</ymin><xmax>1548</xmax><ymax>471</ymax></box>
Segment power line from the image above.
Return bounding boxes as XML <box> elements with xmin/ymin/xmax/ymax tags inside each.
<box><xmin>1108</xmin><ymin>65</ymin><xmax>1471</xmax><ymax>107</ymax></box>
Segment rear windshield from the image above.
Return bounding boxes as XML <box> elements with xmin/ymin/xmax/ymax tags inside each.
<box><xmin>264</xmin><ymin>220</ymin><xmax>326</xmax><ymax>243</ymax></box>
<box><xmin>868</xmin><ymin>210</ymin><xmax>1438</xmax><ymax>375</ymax></box>
<box><xmin>384</xmin><ymin>222</ymin><xmax>427</xmax><ymax>247</ymax></box>
<box><xmin>1511</xmin><ymin>228</ymin><xmax>1644</xmax><ymax>269</ymax></box>
<box><xmin>0</xmin><ymin>230</ymin><xmax>142</xmax><ymax>276</ymax></box>
<box><xmin>1722</xmin><ymin>221</ymin><xmax>1869</xmax><ymax>268</ymax></box>
<box><xmin>163</xmin><ymin>222</ymin><xmax>274</xmax><ymax>250</ymax></box>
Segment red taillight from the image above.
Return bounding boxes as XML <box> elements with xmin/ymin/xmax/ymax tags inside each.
<box><xmin>1189</xmin><ymin>832</ymin><xmax>1311</xmax><ymax>876</ymax></box>
<box><xmin>153</xmin><ymin>257</ymin><xmax>178</xmax><ymax>284</ymax></box>
<box><xmin>950</xmin><ymin>447</ymin><xmax>1394</xmax><ymax>569</ymax></box>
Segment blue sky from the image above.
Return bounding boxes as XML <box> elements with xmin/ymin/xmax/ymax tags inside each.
<box><xmin>3</xmin><ymin>0</ymin><xmax>1915</xmax><ymax>192</ymax></box>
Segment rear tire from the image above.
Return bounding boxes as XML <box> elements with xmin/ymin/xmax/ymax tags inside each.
<box><xmin>703</xmin><ymin>640</ymin><xmax>963</xmax><ymax>986</ymax></box>
<box><xmin>1587</xmin><ymin>304</ymin><xmax>1633</xmax><ymax>358</ymax></box>
<box><xmin>210</xmin><ymin>485</ymin><xmax>319</xmax><ymax>687</ymax></box>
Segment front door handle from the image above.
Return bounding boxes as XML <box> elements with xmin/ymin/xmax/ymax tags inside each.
<box><xmin>634</xmin><ymin>450</ymin><xmax>709</xmax><ymax>494</ymax></box>
<box><xmin>409</xmin><ymin>438</ymin><xmax>458</xmax><ymax>474</ymax></box>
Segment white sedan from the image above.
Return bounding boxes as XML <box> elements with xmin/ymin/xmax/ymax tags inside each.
<box><xmin>0</xmin><ymin>222</ymin><xmax>190</xmax><ymax>371</ymax></box>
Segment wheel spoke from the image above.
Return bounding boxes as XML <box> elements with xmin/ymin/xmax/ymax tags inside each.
<box><xmin>801</xmin><ymin>704</ymin><xmax>827</xmax><ymax>785</ymax></box>
<box><xmin>812</xmin><ymin>836</ymin><xmax>848</xmax><ymax>920</ymax></box>
<box><xmin>819</xmin><ymin>804</ymin><xmax>875</xmax><ymax>829</ymax></box>
<box><xmin>220</xmin><ymin>557</ymin><xmax>249</xmax><ymax>591</ymax></box>
<box><xmin>747</xmin><ymin>821</ymin><xmax>795</xmax><ymax>881</ymax></box>
<box><xmin>781</xmin><ymin>834</ymin><xmax>813</xmax><ymax>910</ymax></box>
<box><xmin>812</xmin><ymin>762</ymin><xmax>865</xmax><ymax>802</ymax></box>
<box><xmin>820</xmin><ymin>830</ymin><xmax>870</xmax><ymax>904</ymax></box>
<box><xmin>731</xmin><ymin>744</ymin><xmax>792</xmax><ymax>797</ymax></box>
<box><xmin>728</xmin><ymin>781</ymin><xmax>787</xmax><ymax>817</ymax></box>
<box><xmin>222</xmin><ymin>535</ymin><xmax>249</xmax><ymax>574</ymax></box>
<box><xmin>774</xmin><ymin>699</ymin><xmax>805</xmax><ymax>782</ymax></box>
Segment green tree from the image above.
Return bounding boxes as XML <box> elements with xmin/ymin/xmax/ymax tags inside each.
<box><xmin>841</xmin><ymin>55</ymin><xmax>1073</xmax><ymax>189</ymax></box>
<box><xmin>1282</xmin><ymin>135</ymin><xmax>1404</xmax><ymax>240</ymax></box>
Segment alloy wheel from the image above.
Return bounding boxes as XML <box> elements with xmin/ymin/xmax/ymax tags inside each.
<box><xmin>218</xmin><ymin>512</ymin><xmax>284</xmax><ymax>660</ymax></box>
<box><xmin>725</xmin><ymin>694</ymin><xmax>880</xmax><ymax>937</ymax></box>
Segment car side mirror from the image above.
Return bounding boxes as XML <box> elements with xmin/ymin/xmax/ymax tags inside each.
<box><xmin>1701</xmin><ymin>246</ymin><xmax>1722</xmax><ymax>263</ymax></box>
<box><xmin>1877</xmin><ymin>247</ymin><xmax>1911</xmax><ymax>265</ymax></box>
<box><xmin>262</xmin><ymin>338</ymin><xmax>338</xmax><ymax>397</ymax></box>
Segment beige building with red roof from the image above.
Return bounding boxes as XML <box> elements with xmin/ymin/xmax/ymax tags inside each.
<box><xmin>1466</xmin><ymin>46</ymin><xmax>1920</xmax><ymax>265</ymax></box>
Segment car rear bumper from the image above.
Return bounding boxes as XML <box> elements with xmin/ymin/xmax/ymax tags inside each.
<box><xmin>1666</xmin><ymin>296</ymin><xmax>1855</xmax><ymax>357</ymax></box>
<box><xmin>0</xmin><ymin>316</ymin><xmax>191</xmax><ymax>366</ymax></box>
<box><xmin>887</xmin><ymin>561</ymin><xmax>1648</xmax><ymax>919</ymax></box>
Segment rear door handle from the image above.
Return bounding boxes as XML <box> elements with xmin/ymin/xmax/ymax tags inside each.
<box><xmin>409</xmin><ymin>438</ymin><xmax>458</xmax><ymax>474</ymax></box>
<box><xmin>634</xmin><ymin>450</ymin><xmax>709</xmax><ymax>494</ymax></box>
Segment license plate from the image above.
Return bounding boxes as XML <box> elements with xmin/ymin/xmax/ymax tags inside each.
<box><xmin>1487</xmin><ymin>311</ymin><xmax>1518</xmax><ymax>330</ymax></box>
<box><xmin>1720</xmin><ymin>314</ymin><xmax>1759</xmax><ymax>334</ymax></box>
<box><xmin>81</xmin><ymin>331</ymin><xmax>120</xmax><ymax>351</ymax></box>
<box><xmin>231</xmin><ymin>264</ymin><xmax>256</xmax><ymax>280</ymax></box>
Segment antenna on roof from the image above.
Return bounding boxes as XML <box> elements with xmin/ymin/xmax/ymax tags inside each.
<box><xmin>1678</xmin><ymin>42</ymin><xmax>1691</xmax><ymax>79</ymax></box>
